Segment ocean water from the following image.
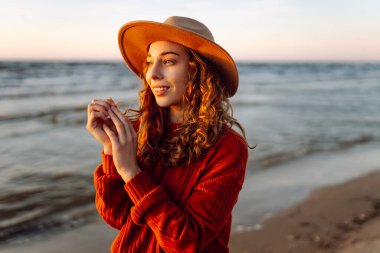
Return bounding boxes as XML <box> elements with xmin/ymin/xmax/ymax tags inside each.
<box><xmin>0</xmin><ymin>61</ymin><xmax>379</xmax><ymax>242</ymax></box>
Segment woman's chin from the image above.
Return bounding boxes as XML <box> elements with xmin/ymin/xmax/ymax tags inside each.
<box><xmin>155</xmin><ymin>101</ymin><xmax>170</xmax><ymax>108</ymax></box>
<box><xmin>154</xmin><ymin>97</ymin><xmax>182</xmax><ymax>109</ymax></box>
<box><xmin>154</xmin><ymin>98</ymin><xmax>174</xmax><ymax>108</ymax></box>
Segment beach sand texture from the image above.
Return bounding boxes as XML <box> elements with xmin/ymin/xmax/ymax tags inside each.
<box><xmin>230</xmin><ymin>169</ymin><xmax>380</xmax><ymax>253</ymax></box>
<box><xmin>0</xmin><ymin>220</ymin><xmax>117</xmax><ymax>253</ymax></box>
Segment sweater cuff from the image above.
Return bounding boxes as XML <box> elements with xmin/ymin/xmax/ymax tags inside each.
<box><xmin>123</xmin><ymin>171</ymin><xmax>158</xmax><ymax>205</ymax></box>
<box><xmin>124</xmin><ymin>171</ymin><xmax>170</xmax><ymax>225</ymax></box>
<box><xmin>101</xmin><ymin>150</ymin><xmax>118</xmax><ymax>175</ymax></box>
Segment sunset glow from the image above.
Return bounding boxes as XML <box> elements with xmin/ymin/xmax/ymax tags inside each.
<box><xmin>1</xmin><ymin>0</ymin><xmax>379</xmax><ymax>61</ymax></box>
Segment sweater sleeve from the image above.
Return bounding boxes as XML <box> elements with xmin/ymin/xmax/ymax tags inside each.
<box><xmin>124</xmin><ymin>132</ymin><xmax>248</xmax><ymax>252</ymax></box>
<box><xmin>94</xmin><ymin>150</ymin><xmax>133</xmax><ymax>230</ymax></box>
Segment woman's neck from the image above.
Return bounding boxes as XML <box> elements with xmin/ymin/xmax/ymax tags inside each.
<box><xmin>169</xmin><ymin>106</ymin><xmax>184</xmax><ymax>124</ymax></box>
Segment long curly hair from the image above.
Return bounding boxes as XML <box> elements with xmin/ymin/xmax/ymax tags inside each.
<box><xmin>127</xmin><ymin>45</ymin><xmax>253</xmax><ymax>168</ymax></box>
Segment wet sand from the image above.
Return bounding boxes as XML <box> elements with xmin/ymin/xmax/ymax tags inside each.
<box><xmin>230</xmin><ymin>169</ymin><xmax>380</xmax><ymax>253</ymax></box>
<box><xmin>0</xmin><ymin>218</ymin><xmax>117</xmax><ymax>253</ymax></box>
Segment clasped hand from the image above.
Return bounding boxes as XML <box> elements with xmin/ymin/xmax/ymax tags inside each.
<box><xmin>87</xmin><ymin>98</ymin><xmax>141</xmax><ymax>182</ymax></box>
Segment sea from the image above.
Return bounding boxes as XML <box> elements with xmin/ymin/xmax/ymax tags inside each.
<box><xmin>0</xmin><ymin>61</ymin><xmax>379</xmax><ymax>243</ymax></box>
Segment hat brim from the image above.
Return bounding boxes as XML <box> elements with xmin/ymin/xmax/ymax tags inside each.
<box><xmin>118</xmin><ymin>20</ymin><xmax>239</xmax><ymax>97</ymax></box>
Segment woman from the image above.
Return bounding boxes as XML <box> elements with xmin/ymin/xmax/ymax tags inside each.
<box><xmin>87</xmin><ymin>16</ymin><xmax>253</xmax><ymax>253</ymax></box>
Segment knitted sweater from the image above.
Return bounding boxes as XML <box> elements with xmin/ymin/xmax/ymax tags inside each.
<box><xmin>93</xmin><ymin>124</ymin><xmax>248</xmax><ymax>253</ymax></box>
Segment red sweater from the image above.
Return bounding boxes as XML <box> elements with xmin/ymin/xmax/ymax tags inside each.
<box><xmin>94</xmin><ymin>124</ymin><xmax>248</xmax><ymax>252</ymax></box>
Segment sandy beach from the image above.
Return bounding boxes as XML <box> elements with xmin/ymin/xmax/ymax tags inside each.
<box><xmin>230</xmin><ymin>168</ymin><xmax>380</xmax><ymax>253</ymax></box>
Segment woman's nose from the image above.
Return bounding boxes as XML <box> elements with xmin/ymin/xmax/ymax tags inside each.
<box><xmin>147</xmin><ymin>62</ymin><xmax>163</xmax><ymax>81</ymax></box>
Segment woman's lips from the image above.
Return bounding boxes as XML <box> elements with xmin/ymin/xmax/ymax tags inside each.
<box><xmin>152</xmin><ymin>86</ymin><xmax>170</xmax><ymax>96</ymax></box>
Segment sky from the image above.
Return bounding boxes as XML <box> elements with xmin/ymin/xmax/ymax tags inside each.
<box><xmin>0</xmin><ymin>0</ymin><xmax>379</xmax><ymax>62</ymax></box>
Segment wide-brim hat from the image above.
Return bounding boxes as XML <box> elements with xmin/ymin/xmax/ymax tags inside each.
<box><xmin>118</xmin><ymin>16</ymin><xmax>239</xmax><ymax>97</ymax></box>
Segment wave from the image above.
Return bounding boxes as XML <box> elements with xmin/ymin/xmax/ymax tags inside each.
<box><xmin>0</xmin><ymin>106</ymin><xmax>86</xmax><ymax>122</ymax></box>
<box><xmin>255</xmin><ymin>134</ymin><xmax>375</xmax><ymax>170</ymax></box>
<box><xmin>0</xmin><ymin>89</ymin><xmax>100</xmax><ymax>100</ymax></box>
<box><xmin>0</xmin><ymin>172</ymin><xmax>95</xmax><ymax>243</ymax></box>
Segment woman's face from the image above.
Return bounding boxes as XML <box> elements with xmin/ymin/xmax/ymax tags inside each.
<box><xmin>145</xmin><ymin>41</ymin><xmax>190</xmax><ymax>112</ymax></box>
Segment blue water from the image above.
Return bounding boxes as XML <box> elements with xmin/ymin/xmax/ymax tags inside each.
<box><xmin>0</xmin><ymin>61</ymin><xmax>379</xmax><ymax>242</ymax></box>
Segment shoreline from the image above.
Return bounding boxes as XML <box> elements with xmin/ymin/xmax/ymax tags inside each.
<box><xmin>232</xmin><ymin>141</ymin><xmax>380</xmax><ymax>232</ymax></box>
<box><xmin>229</xmin><ymin>168</ymin><xmax>380</xmax><ymax>253</ymax></box>
<box><xmin>0</xmin><ymin>218</ymin><xmax>117</xmax><ymax>253</ymax></box>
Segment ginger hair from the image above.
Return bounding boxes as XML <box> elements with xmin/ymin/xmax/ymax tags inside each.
<box><xmin>127</xmin><ymin>45</ymin><xmax>252</xmax><ymax>168</ymax></box>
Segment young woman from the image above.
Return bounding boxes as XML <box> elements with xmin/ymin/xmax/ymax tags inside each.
<box><xmin>87</xmin><ymin>16</ymin><xmax>253</xmax><ymax>253</ymax></box>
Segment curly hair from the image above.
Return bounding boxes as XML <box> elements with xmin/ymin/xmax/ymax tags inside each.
<box><xmin>127</xmin><ymin>45</ymin><xmax>252</xmax><ymax>168</ymax></box>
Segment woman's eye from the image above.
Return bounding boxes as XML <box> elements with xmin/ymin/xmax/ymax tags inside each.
<box><xmin>163</xmin><ymin>59</ymin><xmax>174</xmax><ymax>65</ymax></box>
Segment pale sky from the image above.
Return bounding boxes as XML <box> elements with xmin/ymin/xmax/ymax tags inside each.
<box><xmin>0</xmin><ymin>0</ymin><xmax>379</xmax><ymax>61</ymax></box>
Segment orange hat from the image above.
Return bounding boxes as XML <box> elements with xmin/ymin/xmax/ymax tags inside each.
<box><xmin>118</xmin><ymin>16</ymin><xmax>239</xmax><ymax>97</ymax></box>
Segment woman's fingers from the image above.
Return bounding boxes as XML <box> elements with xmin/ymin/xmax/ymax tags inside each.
<box><xmin>90</xmin><ymin>111</ymin><xmax>108</xmax><ymax>121</ymax></box>
<box><xmin>110</xmin><ymin>106</ymin><xmax>134</xmax><ymax>142</ymax></box>
<box><xmin>89</xmin><ymin>104</ymin><xmax>110</xmax><ymax>117</ymax></box>
<box><xmin>108</xmin><ymin>107</ymin><xmax>127</xmax><ymax>144</ymax></box>
<box><xmin>106</xmin><ymin>97</ymin><xmax>117</xmax><ymax>106</ymax></box>
<box><xmin>92</xmin><ymin>99</ymin><xmax>113</xmax><ymax>108</ymax></box>
<box><xmin>88</xmin><ymin>98</ymin><xmax>120</xmax><ymax>120</ymax></box>
<box><xmin>86</xmin><ymin>98</ymin><xmax>121</xmax><ymax>147</ymax></box>
<box><xmin>89</xmin><ymin>99</ymin><xmax>112</xmax><ymax>113</ymax></box>
<box><xmin>125</xmin><ymin>115</ymin><xmax>137</xmax><ymax>142</ymax></box>
<box><xmin>87</xmin><ymin>107</ymin><xmax>107</xmax><ymax>130</ymax></box>
<box><xmin>103</xmin><ymin>124</ymin><xmax>119</xmax><ymax>147</ymax></box>
<box><xmin>88</xmin><ymin>99</ymin><xmax>132</xmax><ymax>147</ymax></box>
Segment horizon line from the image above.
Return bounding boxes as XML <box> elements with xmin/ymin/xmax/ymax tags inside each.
<box><xmin>1</xmin><ymin>58</ymin><xmax>380</xmax><ymax>64</ymax></box>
